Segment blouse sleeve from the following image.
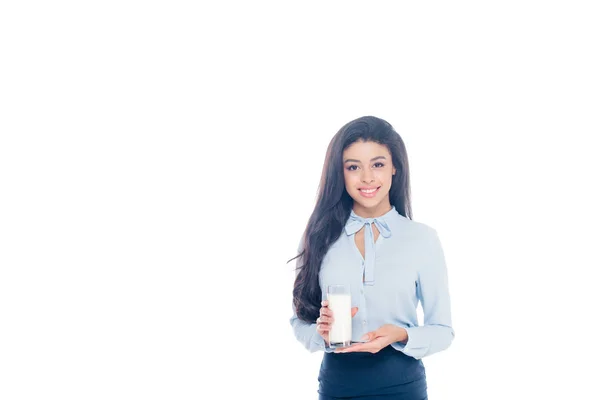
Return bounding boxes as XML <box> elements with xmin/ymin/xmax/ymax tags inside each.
<box><xmin>289</xmin><ymin>238</ymin><xmax>333</xmax><ymax>353</ymax></box>
<box><xmin>392</xmin><ymin>228</ymin><xmax>455</xmax><ymax>359</ymax></box>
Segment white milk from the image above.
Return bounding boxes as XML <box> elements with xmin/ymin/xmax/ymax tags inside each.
<box><xmin>327</xmin><ymin>293</ymin><xmax>352</xmax><ymax>347</ymax></box>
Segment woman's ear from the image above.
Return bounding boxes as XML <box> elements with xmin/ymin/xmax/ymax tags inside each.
<box><xmin>392</xmin><ymin>167</ymin><xmax>396</xmax><ymax>175</ymax></box>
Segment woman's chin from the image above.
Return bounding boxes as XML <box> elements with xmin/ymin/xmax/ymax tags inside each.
<box><xmin>353</xmin><ymin>198</ymin><xmax>384</xmax><ymax>210</ymax></box>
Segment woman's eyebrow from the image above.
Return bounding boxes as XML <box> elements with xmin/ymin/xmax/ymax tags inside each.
<box><xmin>343</xmin><ymin>156</ymin><xmax>387</xmax><ymax>163</ymax></box>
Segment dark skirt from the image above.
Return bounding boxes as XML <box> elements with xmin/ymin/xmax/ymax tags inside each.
<box><xmin>318</xmin><ymin>345</ymin><xmax>427</xmax><ymax>400</ymax></box>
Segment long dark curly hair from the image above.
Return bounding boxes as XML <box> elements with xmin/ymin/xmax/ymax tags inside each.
<box><xmin>290</xmin><ymin>116</ymin><xmax>413</xmax><ymax>323</ymax></box>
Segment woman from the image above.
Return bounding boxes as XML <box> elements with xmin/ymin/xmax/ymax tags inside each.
<box><xmin>289</xmin><ymin>116</ymin><xmax>455</xmax><ymax>399</ymax></box>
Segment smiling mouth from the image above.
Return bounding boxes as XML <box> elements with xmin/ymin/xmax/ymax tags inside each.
<box><xmin>359</xmin><ymin>187</ymin><xmax>380</xmax><ymax>193</ymax></box>
<box><xmin>358</xmin><ymin>186</ymin><xmax>381</xmax><ymax>198</ymax></box>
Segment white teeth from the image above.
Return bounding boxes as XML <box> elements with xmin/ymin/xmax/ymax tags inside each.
<box><xmin>360</xmin><ymin>188</ymin><xmax>377</xmax><ymax>193</ymax></box>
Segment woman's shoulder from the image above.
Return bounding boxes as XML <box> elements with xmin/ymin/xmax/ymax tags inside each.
<box><xmin>388</xmin><ymin>212</ymin><xmax>439</xmax><ymax>241</ymax></box>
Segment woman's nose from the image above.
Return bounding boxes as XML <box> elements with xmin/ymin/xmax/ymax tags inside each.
<box><xmin>361</xmin><ymin>171</ymin><xmax>374</xmax><ymax>183</ymax></box>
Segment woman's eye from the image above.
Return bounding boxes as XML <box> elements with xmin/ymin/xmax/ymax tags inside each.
<box><xmin>347</xmin><ymin>165</ymin><xmax>358</xmax><ymax>171</ymax></box>
<box><xmin>374</xmin><ymin>162</ymin><xmax>384</xmax><ymax>168</ymax></box>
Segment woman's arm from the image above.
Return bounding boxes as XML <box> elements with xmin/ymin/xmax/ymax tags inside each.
<box><xmin>289</xmin><ymin>238</ymin><xmax>334</xmax><ymax>353</ymax></box>
<box><xmin>289</xmin><ymin>307</ymin><xmax>331</xmax><ymax>353</ymax></box>
<box><xmin>391</xmin><ymin>228</ymin><xmax>455</xmax><ymax>359</ymax></box>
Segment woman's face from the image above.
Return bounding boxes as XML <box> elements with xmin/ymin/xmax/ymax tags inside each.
<box><xmin>342</xmin><ymin>140</ymin><xmax>396</xmax><ymax>216</ymax></box>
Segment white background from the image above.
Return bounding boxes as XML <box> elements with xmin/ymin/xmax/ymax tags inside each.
<box><xmin>1</xmin><ymin>1</ymin><xmax>599</xmax><ymax>399</ymax></box>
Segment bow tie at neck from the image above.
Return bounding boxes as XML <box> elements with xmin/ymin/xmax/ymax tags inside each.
<box><xmin>344</xmin><ymin>207</ymin><xmax>394</xmax><ymax>285</ymax></box>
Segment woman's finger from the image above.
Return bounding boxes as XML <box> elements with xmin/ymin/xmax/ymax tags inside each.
<box><xmin>320</xmin><ymin>307</ymin><xmax>333</xmax><ymax>317</ymax></box>
<box><xmin>335</xmin><ymin>337</ymin><xmax>385</xmax><ymax>353</ymax></box>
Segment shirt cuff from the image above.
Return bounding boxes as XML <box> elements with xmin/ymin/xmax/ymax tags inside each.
<box><xmin>312</xmin><ymin>333</ymin><xmax>335</xmax><ymax>353</ymax></box>
<box><xmin>391</xmin><ymin>326</ymin><xmax>430</xmax><ymax>358</ymax></box>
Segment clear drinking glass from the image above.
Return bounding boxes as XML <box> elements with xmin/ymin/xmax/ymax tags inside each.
<box><xmin>327</xmin><ymin>285</ymin><xmax>352</xmax><ymax>348</ymax></box>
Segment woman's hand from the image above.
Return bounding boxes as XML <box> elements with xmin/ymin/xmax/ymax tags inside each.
<box><xmin>316</xmin><ymin>300</ymin><xmax>359</xmax><ymax>344</ymax></box>
<box><xmin>334</xmin><ymin>324</ymin><xmax>408</xmax><ymax>354</ymax></box>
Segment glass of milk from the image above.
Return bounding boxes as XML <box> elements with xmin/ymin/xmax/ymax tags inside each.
<box><xmin>327</xmin><ymin>285</ymin><xmax>352</xmax><ymax>349</ymax></box>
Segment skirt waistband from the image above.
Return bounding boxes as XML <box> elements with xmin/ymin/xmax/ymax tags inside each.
<box><xmin>318</xmin><ymin>345</ymin><xmax>426</xmax><ymax>398</ymax></box>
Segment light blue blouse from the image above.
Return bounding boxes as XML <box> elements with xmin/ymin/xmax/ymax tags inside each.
<box><xmin>290</xmin><ymin>206</ymin><xmax>455</xmax><ymax>360</ymax></box>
